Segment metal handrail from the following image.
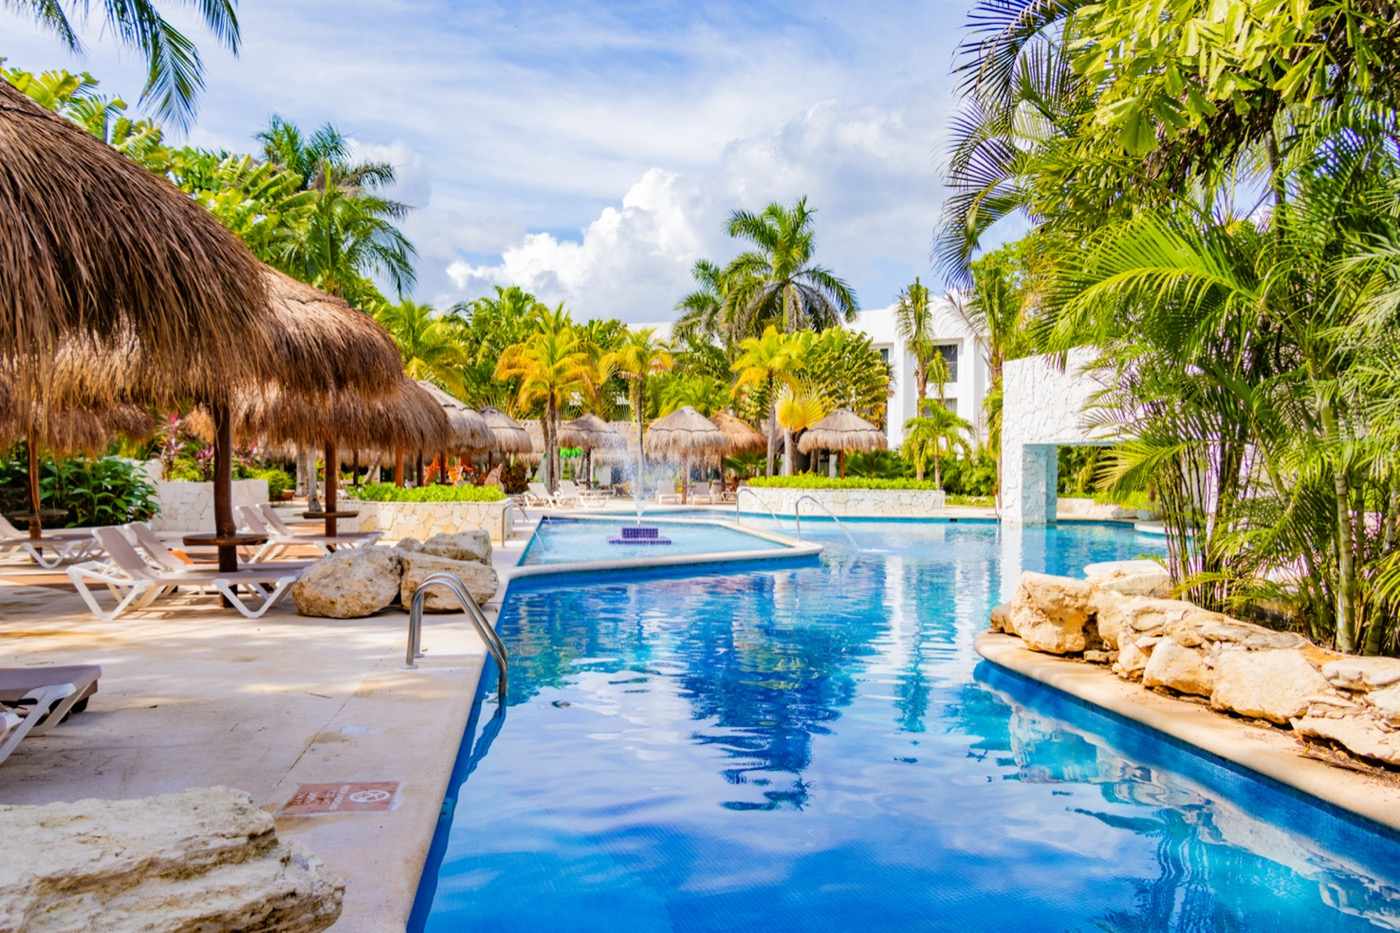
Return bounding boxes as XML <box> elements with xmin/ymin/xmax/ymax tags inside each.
<box><xmin>735</xmin><ymin>487</ymin><xmax>783</xmax><ymax>528</ymax></box>
<box><xmin>793</xmin><ymin>494</ymin><xmax>860</xmax><ymax>550</ymax></box>
<box><xmin>500</xmin><ymin>500</ymin><xmax>527</xmax><ymax>542</ymax></box>
<box><xmin>407</xmin><ymin>572</ymin><xmax>509</xmax><ymax>706</ymax></box>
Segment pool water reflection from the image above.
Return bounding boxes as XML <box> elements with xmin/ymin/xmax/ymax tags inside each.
<box><xmin>412</xmin><ymin>520</ymin><xmax>1400</xmax><ymax>932</ymax></box>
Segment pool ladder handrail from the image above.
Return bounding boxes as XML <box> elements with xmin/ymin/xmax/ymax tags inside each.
<box><xmin>500</xmin><ymin>499</ymin><xmax>528</xmax><ymax>542</ymax></box>
<box><xmin>734</xmin><ymin>487</ymin><xmax>784</xmax><ymax>529</ymax></box>
<box><xmin>407</xmin><ymin>572</ymin><xmax>508</xmax><ymax>706</ymax></box>
<box><xmin>793</xmin><ymin>494</ymin><xmax>861</xmax><ymax>550</ymax></box>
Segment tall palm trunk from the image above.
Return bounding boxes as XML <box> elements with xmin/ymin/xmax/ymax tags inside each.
<box><xmin>1319</xmin><ymin>396</ymin><xmax>1358</xmax><ymax>652</ymax></box>
<box><xmin>933</xmin><ymin>439</ymin><xmax>943</xmax><ymax>490</ymax></box>
<box><xmin>545</xmin><ymin>396</ymin><xmax>558</xmax><ymax>494</ymax></box>
<box><xmin>765</xmin><ymin>375</ymin><xmax>776</xmax><ymax>477</ymax></box>
<box><xmin>783</xmin><ymin>430</ymin><xmax>794</xmax><ymax>475</ymax></box>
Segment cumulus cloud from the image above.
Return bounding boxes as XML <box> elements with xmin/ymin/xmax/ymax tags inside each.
<box><xmin>447</xmin><ymin>169</ymin><xmax>713</xmax><ymax>321</ymax></box>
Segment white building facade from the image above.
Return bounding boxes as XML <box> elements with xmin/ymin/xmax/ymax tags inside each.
<box><xmin>849</xmin><ymin>297</ymin><xmax>991</xmax><ymax>448</ymax></box>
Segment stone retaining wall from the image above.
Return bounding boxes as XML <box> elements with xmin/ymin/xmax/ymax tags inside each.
<box><xmin>149</xmin><ymin>479</ymin><xmax>268</xmax><ymax>533</ymax></box>
<box><xmin>738</xmin><ymin>485</ymin><xmax>947</xmax><ymax>517</ymax></box>
<box><xmin>348</xmin><ymin>499</ymin><xmax>512</xmax><ymax>544</ymax></box>
<box><xmin>990</xmin><ymin>561</ymin><xmax>1400</xmax><ymax>769</ymax></box>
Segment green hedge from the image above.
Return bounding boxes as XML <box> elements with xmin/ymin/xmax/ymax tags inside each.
<box><xmin>744</xmin><ymin>476</ymin><xmax>945</xmax><ymax>491</ymax></box>
<box><xmin>349</xmin><ymin>482</ymin><xmax>506</xmax><ymax>503</ymax></box>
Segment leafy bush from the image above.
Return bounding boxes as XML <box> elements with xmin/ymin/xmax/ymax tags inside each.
<box><xmin>745</xmin><ymin>475</ymin><xmax>944</xmax><ymax>491</ymax></box>
<box><xmin>0</xmin><ymin>452</ymin><xmax>157</xmax><ymax>527</ymax></box>
<box><xmin>845</xmin><ymin>450</ymin><xmax>914</xmax><ymax>479</ymax></box>
<box><xmin>499</xmin><ymin>460</ymin><xmax>529</xmax><ymax>495</ymax></box>
<box><xmin>248</xmin><ymin>467</ymin><xmax>294</xmax><ymax>500</ymax></box>
<box><xmin>350</xmin><ymin>482</ymin><xmax>506</xmax><ymax>503</ymax></box>
<box><xmin>940</xmin><ymin>451</ymin><xmax>997</xmax><ymax>497</ymax></box>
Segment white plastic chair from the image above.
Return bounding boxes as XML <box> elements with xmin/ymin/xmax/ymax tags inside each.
<box><xmin>237</xmin><ymin>506</ymin><xmax>380</xmax><ymax>562</ymax></box>
<box><xmin>67</xmin><ymin>528</ymin><xmax>306</xmax><ymax>621</ymax></box>
<box><xmin>0</xmin><ymin>682</ymin><xmax>75</xmax><ymax>766</ymax></box>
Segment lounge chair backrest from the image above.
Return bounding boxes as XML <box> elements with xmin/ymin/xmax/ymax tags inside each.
<box><xmin>558</xmin><ymin>480</ymin><xmax>579</xmax><ymax>494</ymax></box>
<box><xmin>528</xmin><ymin>482</ymin><xmax>548</xmax><ymax>496</ymax></box>
<box><xmin>237</xmin><ymin>506</ymin><xmax>270</xmax><ymax>535</ymax></box>
<box><xmin>0</xmin><ymin>513</ymin><xmax>19</xmax><ymax>539</ymax></box>
<box><xmin>91</xmin><ymin>527</ymin><xmax>156</xmax><ymax>579</ymax></box>
<box><xmin>124</xmin><ymin>523</ymin><xmax>189</xmax><ymax>573</ymax></box>
<box><xmin>258</xmin><ymin>503</ymin><xmax>293</xmax><ymax>536</ymax></box>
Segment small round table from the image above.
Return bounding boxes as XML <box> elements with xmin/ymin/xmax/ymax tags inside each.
<box><xmin>303</xmin><ymin>509</ymin><xmax>359</xmax><ymax>538</ymax></box>
<box><xmin>8</xmin><ymin>508</ymin><xmax>68</xmax><ymax>537</ymax></box>
<box><xmin>181</xmin><ymin>533</ymin><xmax>267</xmax><ymax>573</ymax></box>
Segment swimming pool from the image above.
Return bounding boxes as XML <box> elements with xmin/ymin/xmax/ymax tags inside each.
<box><xmin>518</xmin><ymin>515</ymin><xmax>798</xmax><ymax>566</ymax></box>
<box><xmin>411</xmin><ymin>519</ymin><xmax>1400</xmax><ymax>931</ymax></box>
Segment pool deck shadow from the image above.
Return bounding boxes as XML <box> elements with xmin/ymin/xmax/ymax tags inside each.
<box><xmin>0</xmin><ymin>574</ymin><xmax>487</xmax><ymax>932</ymax></box>
<box><xmin>976</xmin><ymin>632</ymin><xmax>1400</xmax><ymax>833</ymax></box>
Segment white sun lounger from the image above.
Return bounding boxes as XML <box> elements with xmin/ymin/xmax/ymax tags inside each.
<box><xmin>0</xmin><ymin>513</ymin><xmax>101</xmax><ymax>569</ymax></box>
<box><xmin>237</xmin><ymin>505</ymin><xmax>380</xmax><ymax>562</ymax></box>
<box><xmin>67</xmin><ymin>528</ymin><xmax>306</xmax><ymax>621</ymax></box>
<box><xmin>0</xmin><ymin>680</ymin><xmax>76</xmax><ymax>766</ymax></box>
<box><xmin>0</xmin><ymin>664</ymin><xmax>101</xmax><ymax>736</ymax></box>
<box><xmin>524</xmin><ymin>482</ymin><xmax>570</xmax><ymax>509</ymax></box>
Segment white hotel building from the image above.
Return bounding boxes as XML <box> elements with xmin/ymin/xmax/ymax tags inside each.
<box><xmin>850</xmin><ymin>296</ymin><xmax>991</xmax><ymax>448</ymax></box>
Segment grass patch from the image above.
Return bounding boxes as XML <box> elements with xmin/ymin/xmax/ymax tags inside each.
<box><xmin>744</xmin><ymin>476</ymin><xmax>944</xmax><ymax>491</ymax></box>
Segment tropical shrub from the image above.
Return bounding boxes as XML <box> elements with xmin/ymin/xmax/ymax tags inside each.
<box><xmin>499</xmin><ymin>460</ymin><xmax>530</xmax><ymax>495</ymax></box>
<box><xmin>248</xmin><ymin>467</ymin><xmax>294</xmax><ymax>500</ymax></box>
<box><xmin>0</xmin><ymin>453</ymin><xmax>157</xmax><ymax>527</ymax></box>
<box><xmin>350</xmin><ymin>483</ymin><xmax>506</xmax><ymax>503</ymax></box>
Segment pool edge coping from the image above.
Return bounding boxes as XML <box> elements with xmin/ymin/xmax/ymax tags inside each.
<box><xmin>975</xmin><ymin>632</ymin><xmax>1400</xmax><ymax>834</ymax></box>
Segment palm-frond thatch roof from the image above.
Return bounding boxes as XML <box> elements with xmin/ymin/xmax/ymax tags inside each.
<box><xmin>643</xmin><ymin>406</ymin><xmax>728</xmax><ymax>461</ymax></box>
<box><xmin>0</xmin><ymin>78</ymin><xmax>273</xmax><ymax>403</ymax></box>
<box><xmin>480</xmin><ymin>407</ymin><xmax>532</xmax><ymax>454</ymax></box>
<box><xmin>189</xmin><ymin>378</ymin><xmax>453</xmax><ymax>453</ymax></box>
<box><xmin>797</xmin><ymin>408</ymin><xmax>887</xmax><ymax>454</ymax></box>
<box><xmin>711</xmin><ymin>411</ymin><xmax>766</xmax><ymax>454</ymax></box>
<box><xmin>416</xmin><ymin>381</ymin><xmax>493</xmax><ymax>451</ymax></box>
<box><xmin>0</xmin><ymin>400</ymin><xmax>158</xmax><ymax>456</ymax></box>
<box><xmin>560</xmin><ymin>413</ymin><xmax>625</xmax><ymax>451</ymax></box>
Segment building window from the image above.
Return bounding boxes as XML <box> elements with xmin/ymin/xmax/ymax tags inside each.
<box><xmin>879</xmin><ymin>346</ymin><xmax>890</xmax><ymax>365</ymax></box>
<box><xmin>936</xmin><ymin>343</ymin><xmax>958</xmax><ymax>383</ymax></box>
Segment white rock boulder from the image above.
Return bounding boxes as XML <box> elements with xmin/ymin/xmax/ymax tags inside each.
<box><xmin>420</xmin><ymin>530</ymin><xmax>492</xmax><ymax>564</ymax></box>
<box><xmin>1210</xmin><ymin>648</ymin><xmax>1333</xmax><ymax>724</ymax></box>
<box><xmin>292</xmin><ymin>547</ymin><xmax>403</xmax><ymax>619</ymax></box>
<box><xmin>1084</xmin><ymin>559</ymin><xmax>1173</xmax><ymax>598</ymax></box>
<box><xmin>1142</xmin><ymin>638</ymin><xmax>1215</xmax><ymax>697</ymax></box>
<box><xmin>1322</xmin><ymin>657</ymin><xmax>1400</xmax><ymax>691</ymax></box>
<box><xmin>0</xmin><ymin>787</ymin><xmax>343</xmax><ymax>932</ymax></box>
<box><xmin>1292</xmin><ymin>715</ymin><xmax>1400</xmax><ymax>768</ymax></box>
<box><xmin>400</xmin><ymin>551</ymin><xmax>499</xmax><ymax>612</ymax></box>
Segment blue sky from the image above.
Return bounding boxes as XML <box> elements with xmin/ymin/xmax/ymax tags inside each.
<box><xmin>1</xmin><ymin>1</ymin><xmax>991</xmax><ymax>320</ymax></box>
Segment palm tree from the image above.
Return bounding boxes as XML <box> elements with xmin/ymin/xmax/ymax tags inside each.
<box><xmin>447</xmin><ymin>285</ymin><xmax>543</xmax><ymax>409</ymax></box>
<box><xmin>279</xmin><ymin>170</ymin><xmax>417</xmax><ymax>299</ymax></box>
<box><xmin>658</xmin><ymin>374</ymin><xmax>728</xmax><ymax>417</ymax></box>
<box><xmin>375</xmin><ymin>300</ymin><xmax>464</xmax><ymax>389</ymax></box>
<box><xmin>902</xmin><ymin>409</ymin><xmax>972</xmax><ymax>488</ymax></box>
<box><xmin>725</xmin><ymin>197</ymin><xmax>858</xmax><ymax>334</ymax></box>
<box><xmin>894</xmin><ymin>277</ymin><xmax>939</xmax><ymax>414</ymax></box>
<box><xmin>606</xmin><ymin>328</ymin><xmax>674</xmax><ymax>489</ymax></box>
<box><xmin>731</xmin><ymin>326</ymin><xmax>805</xmax><ymax>476</ymax></box>
<box><xmin>12</xmin><ymin>0</ymin><xmax>241</xmax><ymax>127</ymax></box>
<box><xmin>775</xmin><ymin>383</ymin><xmax>829</xmax><ymax>474</ymax></box>
<box><xmin>257</xmin><ymin>116</ymin><xmax>398</xmax><ymax>192</ymax></box>
<box><xmin>495</xmin><ymin>323</ymin><xmax>589</xmax><ymax>494</ymax></box>
<box><xmin>675</xmin><ymin>259</ymin><xmax>735</xmax><ymax>351</ymax></box>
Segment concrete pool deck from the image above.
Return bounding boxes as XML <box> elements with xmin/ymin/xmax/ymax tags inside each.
<box><xmin>977</xmin><ymin>632</ymin><xmax>1400</xmax><ymax>834</ymax></box>
<box><xmin>0</xmin><ymin>558</ymin><xmax>491</xmax><ymax>931</ymax></box>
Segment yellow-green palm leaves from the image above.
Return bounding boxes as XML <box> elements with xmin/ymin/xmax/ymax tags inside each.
<box><xmin>606</xmin><ymin>327</ymin><xmax>674</xmax><ymax>456</ymax></box>
<box><xmin>495</xmin><ymin>321</ymin><xmax>589</xmax><ymax>492</ymax></box>
<box><xmin>375</xmin><ymin>300</ymin><xmax>465</xmax><ymax>390</ymax></box>
<box><xmin>732</xmin><ymin>326</ymin><xmax>808</xmax><ymax>475</ymax></box>
<box><xmin>902</xmin><ymin>407</ymin><xmax>972</xmax><ymax>489</ymax></box>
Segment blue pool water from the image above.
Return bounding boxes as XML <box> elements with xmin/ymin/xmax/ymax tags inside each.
<box><xmin>412</xmin><ymin>519</ymin><xmax>1400</xmax><ymax>931</ymax></box>
<box><xmin>519</xmin><ymin>515</ymin><xmax>790</xmax><ymax>565</ymax></box>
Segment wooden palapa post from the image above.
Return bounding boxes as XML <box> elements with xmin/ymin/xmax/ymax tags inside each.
<box><xmin>323</xmin><ymin>442</ymin><xmax>338</xmax><ymax>537</ymax></box>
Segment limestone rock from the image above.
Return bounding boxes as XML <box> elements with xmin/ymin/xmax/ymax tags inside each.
<box><xmin>1172</xmin><ymin>615</ymin><xmax>1306</xmax><ymax>652</ymax></box>
<box><xmin>1293</xmin><ymin>715</ymin><xmax>1400</xmax><ymax>767</ymax></box>
<box><xmin>988</xmin><ymin>602</ymin><xmax>1012</xmax><ymax>634</ymax></box>
<box><xmin>400</xmin><ymin>551</ymin><xmax>499</xmax><ymax>612</ymax></box>
<box><xmin>1084</xmin><ymin>559</ymin><xmax>1173</xmax><ymax>598</ymax></box>
<box><xmin>396</xmin><ymin>536</ymin><xmax>422</xmax><ymax>553</ymax></box>
<box><xmin>0</xmin><ymin>787</ymin><xmax>343</xmax><ymax>932</ymax></box>
<box><xmin>420</xmin><ymin>529</ymin><xmax>492</xmax><ymax>564</ymax></box>
<box><xmin>1322</xmin><ymin>657</ymin><xmax>1400</xmax><ymax>692</ymax></box>
<box><xmin>1367</xmin><ymin>685</ymin><xmax>1400</xmax><ymax>726</ymax></box>
<box><xmin>1142</xmin><ymin>639</ymin><xmax>1214</xmax><ymax>697</ymax></box>
<box><xmin>292</xmin><ymin>546</ymin><xmax>402</xmax><ymax>619</ymax></box>
<box><xmin>1017</xmin><ymin>572</ymin><xmax>1093</xmax><ymax>628</ymax></box>
<box><xmin>1091</xmin><ymin>590</ymin><xmax>1198</xmax><ymax>650</ymax></box>
<box><xmin>1114</xmin><ymin>635</ymin><xmax>1157</xmax><ymax>681</ymax></box>
<box><xmin>1210</xmin><ymin>648</ymin><xmax>1333</xmax><ymax>724</ymax></box>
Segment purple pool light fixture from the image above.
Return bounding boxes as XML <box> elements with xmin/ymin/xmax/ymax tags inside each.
<box><xmin>608</xmin><ymin>525</ymin><xmax>672</xmax><ymax>545</ymax></box>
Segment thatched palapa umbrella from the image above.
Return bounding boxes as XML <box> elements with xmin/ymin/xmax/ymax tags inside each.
<box><xmin>480</xmin><ymin>406</ymin><xmax>532</xmax><ymax>458</ymax></box>
<box><xmin>416</xmin><ymin>381</ymin><xmax>492</xmax><ymax>483</ymax></box>
<box><xmin>643</xmin><ymin>407</ymin><xmax>728</xmax><ymax>504</ymax></box>
<box><xmin>798</xmin><ymin>408</ymin><xmax>886</xmax><ymax>477</ymax></box>
<box><xmin>560</xmin><ymin>413</ymin><xmax>624</xmax><ymax>487</ymax></box>
<box><xmin>711</xmin><ymin>411</ymin><xmax>766</xmax><ymax>455</ymax></box>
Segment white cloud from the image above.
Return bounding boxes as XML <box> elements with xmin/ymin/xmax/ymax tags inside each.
<box><xmin>447</xmin><ymin>168</ymin><xmax>711</xmax><ymax>320</ymax></box>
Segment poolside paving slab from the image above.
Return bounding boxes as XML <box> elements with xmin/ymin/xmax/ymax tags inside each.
<box><xmin>0</xmin><ymin>580</ymin><xmax>485</xmax><ymax>932</ymax></box>
<box><xmin>977</xmin><ymin>632</ymin><xmax>1400</xmax><ymax>833</ymax></box>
